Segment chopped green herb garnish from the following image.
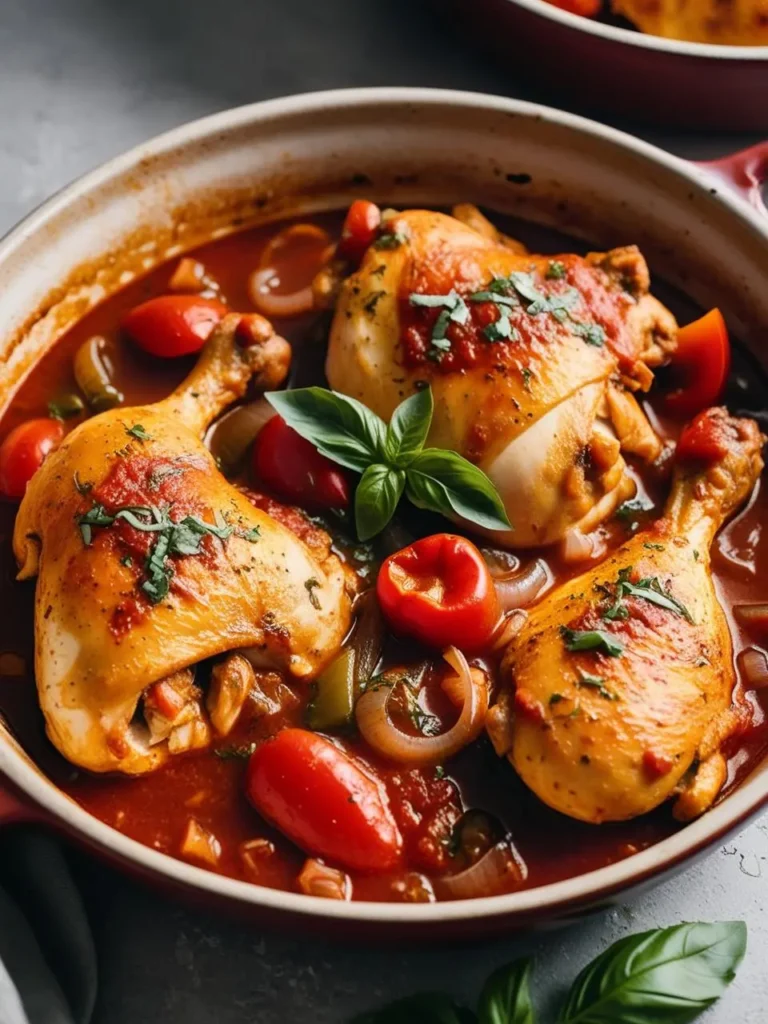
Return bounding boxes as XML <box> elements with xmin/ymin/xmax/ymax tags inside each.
<box><xmin>573</xmin><ymin>322</ymin><xmax>606</xmax><ymax>347</ymax></box>
<box><xmin>76</xmin><ymin>502</ymin><xmax>234</xmax><ymax>603</ymax></box>
<box><xmin>546</xmin><ymin>260</ymin><xmax>566</xmax><ymax>280</ymax></box>
<box><xmin>304</xmin><ymin>577</ymin><xmax>322</xmax><ymax>609</ymax></box>
<box><xmin>561</xmin><ymin>627</ymin><xmax>624</xmax><ymax>657</ymax></box>
<box><xmin>434</xmin><ymin>765</ymin><xmax>446</xmax><ymax>780</ymax></box>
<box><xmin>126</xmin><ymin>424</ymin><xmax>151</xmax><ymax>442</ymax></box>
<box><xmin>483</xmin><ymin>313</ymin><xmax>517</xmax><ymax>342</ymax></box>
<box><xmin>644</xmin><ymin>542</ymin><xmax>665</xmax><ymax>551</ymax></box>
<box><xmin>578</xmin><ymin>670</ymin><xmax>618</xmax><ymax>700</ymax></box>
<box><xmin>521</xmin><ymin>367</ymin><xmax>533</xmax><ymax>390</ymax></box>
<box><xmin>602</xmin><ymin>568</ymin><xmax>694</xmax><ymax>625</ymax></box>
<box><xmin>120</xmin><ymin>554</ymin><xmax>133</xmax><ymax>568</ymax></box>
<box><xmin>694</xmin><ymin>549</ymin><xmax>700</xmax><ymax>561</ymax></box>
<box><xmin>374</xmin><ymin>232</ymin><xmax>408</xmax><ymax>250</ymax></box>
<box><xmin>238</xmin><ymin>526</ymin><xmax>261</xmax><ymax>542</ymax></box>
<box><xmin>549</xmin><ymin>693</ymin><xmax>564</xmax><ymax>705</ymax></box>
<box><xmin>569</xmin><ymin>704</ymin><xmax>582</xmax><ymax>718</ymax></box>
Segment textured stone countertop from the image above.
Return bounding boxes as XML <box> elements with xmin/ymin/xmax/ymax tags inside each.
<box><xmin>0</xmin><ymin>1</ymin><xmax>766</xmax><ymax>1021</ymax></box>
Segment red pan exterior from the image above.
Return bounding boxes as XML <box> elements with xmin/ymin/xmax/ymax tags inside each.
<box><xmin>441</xmin><ymin>0</ymin><xmax>768</xmax><ymax>131</ymax></box>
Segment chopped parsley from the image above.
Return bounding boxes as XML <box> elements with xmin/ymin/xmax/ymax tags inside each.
<box><xmin>546</xmin><ymin>260</ymin><xmax>566</xmax><ymax>280</ymax></box>
<box><xmin>573</xmin><ymin>322</ymin><xmax>606</xmax><ymax>347</ymax></box>
<box><xmin>120</xmin><ymin>554</ymin><xmax>133</xmax><ymax>568</ymax></box>
<box><xmin>693</xmin><ymin>550</ymin><xmax>700</xmax><ymax>561</ymax></box>
<box><xmin>561</xmin><ymin>626</ymin><xmax>624</xmax><ymax>657</ymax></box>
<box><xmin>549</xmin><ymin>693</ymin><xmax>564</xmax><ymax>705</ymax></box>
<box><xmin>304</xmin><ymin>577</ymin><xmax>322</xmax><ymax>609</ymax></box>
<box><xmin>644</xmin><ymin>542</ymin><xmax>665</xmax><ymax>551</ymax></box>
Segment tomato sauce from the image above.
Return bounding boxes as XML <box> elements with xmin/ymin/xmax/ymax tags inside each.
<box><xmin>1</xmin><ymin>210</ymin><xmax>767</xmax><ymax>903</ymax></box>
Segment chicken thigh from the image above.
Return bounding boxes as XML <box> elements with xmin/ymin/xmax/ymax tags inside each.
<box><xmin>14</xmin><ymin>315</ymin><xmax>355</xmax><ymax>774</ymax></box>
<box><xmin>326</xmin><ymin>208</ymin><xmax>677</xmax><ymax>547</ymax></box>
<box><xmin>489</xmin><ymin>408</ymin><xmax>764</xmax><ymax>823</ymax></box>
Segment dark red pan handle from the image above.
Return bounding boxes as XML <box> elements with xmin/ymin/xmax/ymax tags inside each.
<box><xmin>696</xmin><ymin>142</ymin><xmax>768</xmax><ymax>218</ymax></box>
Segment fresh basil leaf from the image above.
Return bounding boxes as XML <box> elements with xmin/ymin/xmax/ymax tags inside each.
<box><xmin>355</xmin><ymin>464</ymin><xmax>405</xmax><ymax>541</ymax></box>
<box><xmin>266</xmin><ymin>387</ymin><xmax>386</xmax><ymax>473</ymax></box>
<box><xmin>405</xmin><ymin>449</ymin><xmax>511</xmax><ymax>532</ymax></box>
<box><xmin>385</xmin><ymin>387</ymin><xmax>433</xmax><ymax>466</ymax></box>
<box><xmin>478</xmin><ymin>958</ymin><xmax>535</xmax><ymax>1024</ymax></box>
<box><xmin>352</xmin><ymin>992</ymin><xmax>475</xmax><ymax>1024</ymax></box>
<box><xmin>559</xmin><ymin>921</ymin><xmax>746</xmax><ymax>1024</ymax></box>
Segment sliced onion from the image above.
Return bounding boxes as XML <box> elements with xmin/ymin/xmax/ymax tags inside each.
<box><xmin>248</xmin><ymin>224</ymin><xmax>333</xmax><ymax>319</ymax></box>
<box><xmin>561</xmin><ymin>528</ymin><xmax>599</xmax><ymax>564</ymax></box>
<box><xmin>734</xmin><ymin>604</ymin><xmax>768</xmax><ymax>631</ymax></box>
<box><xmin>355</xmin><ymin>647</ymin><xmax>488</xmax><ymax>766</ymax></box>
<box><xmin>248</xmin><ymin>267</ymin><xmax>315</xmax><ymax>318</ymax></box>
<box><xmin>738</xmin><ymin>647</ymin><xmax>768</xmax><ymax>690</ymax></box>
<box><xmin>493</xmin><ymin>559</ymin><xmax>549</xmax><ymax>612</ymax></box>
<box><xmin>481</xmin><ymin>547</ymin><xmax>520</xmax><ymax>577</ymax></box>
<box><xmin>206</xmin><ymin>398</ymin><xmax>274</xmax><ymax>471</ymax></box>
<box><xmin>490</xmin><ymin>610</ymin><xmax>528</xmax><ymax>653</ymax></box>
<box><xmin>439</xmin><ymin>842</ymin><xmax>527</xmax><ymax>900</ymax></box>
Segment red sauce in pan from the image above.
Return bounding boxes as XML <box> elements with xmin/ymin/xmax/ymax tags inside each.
<box><xmin>0</xmin><ymin>211</ymin><xmax>767</xmax><ymax>903</ymax></box>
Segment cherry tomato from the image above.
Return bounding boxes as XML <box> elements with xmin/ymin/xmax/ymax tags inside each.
<box><xmin>0</xmin><ymin>418</ymin><xmax>64</xmax><ymax>499</ymax></box>
<box><xmin>252</xmin><ymin>414</ymin><xmax>350</xmax><ymax>510</ymax></box>
<box><xmin>336</xmin><ymin>200</ymin><xmax>381</xmax><ymax>264</ymax></box>
<box><xmin>376</xmin><ymin>533</ymin><xmax>501</xmax><ymax>650</ymax></box>
<box><xmin>664</xmin><ymin>309</ymin><xmax>730</xmax><ymax>418</ymax></box>
<box><xmin>546</xmin><ymin>0</ymin><xmax>601</xmax><ymax>14</ymax></box>
<box><xmin>246</xmin><ymin>729</ymin><xmax>402</xmax><ymax>872</ymax></box>
<box><xmin>121</xmin><ymin>295</ymin><xmax>228</xmax><ymax>358</ymax></box>
<box><xmin>676</xmin><ymin>408</ymin><xmax>733</xmax><ymax>463</ymax></box>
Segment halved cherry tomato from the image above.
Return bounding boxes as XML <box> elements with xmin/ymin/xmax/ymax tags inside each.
<box><xmin>664</xmin><ymin>309</ymin><xmax>730</xmax><ymax>418</ymax></box>
<box><xmin>377</xmin><ymin>533</ymin><xmax>501</xmax><ymax>650</ymax></box>
<box><xmin>336</xmin><ymin>200</ymin><xmax>381</xmax><ymax>264</ymax></box>
<box><xmin>246</xmin><ymin>728</ymin><xmax>402</xmax><ymax>872</ymax></box>
<box><xmin>252</xmin><ymin>414</ymin><xmax>350</xmax><ymax>510</ymax></box>
<box><xmin>676</xmin><ymin>407</ymin><xmax>732</xmax><ymax>463</ymax></box>
<box><xmin>0</xmin><ymin>418</ymin><xmax>64</xmax><ymax>499</ymax></box>
<box><xmin>121</xmin><ymin>295</ymin><xmax>228</xmax><ymax>358</ymax></box>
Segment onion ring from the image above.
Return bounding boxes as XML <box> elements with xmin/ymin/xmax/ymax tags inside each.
<box><xmin>438</xmin><ymin>842</ymin><xmax>527</xmax><ymax>900</ymax></box>
<box><xmin>493</xmin><ymin>559</ymin><xmax>550</xmax><ymax>611</ymax></box>
<box><xmin>355</xmin><ymin>647</ymin><xmax>488</xmax><ymax>766</ymax></box>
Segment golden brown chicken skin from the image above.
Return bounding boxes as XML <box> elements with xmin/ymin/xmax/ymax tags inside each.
<box><xmin>489</xmin><ymin>408</ymin><xmax>764</xmax><ymax>824</ymax></box>
<box><xmin>326</xmin><ymin>207</ymin><xmax>677</xmax><ymax>548</ymax></box>
<box><xmin>14</xmin><ymin>315</ymin><xmax>355</xmax><ymax>775</ymax></box>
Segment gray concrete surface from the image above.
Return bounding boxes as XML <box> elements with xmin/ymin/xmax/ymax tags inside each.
<box><xmin>1</xmin><ymin>1</ymin><xmax>766</xmax><ymax>1020</ymax></box>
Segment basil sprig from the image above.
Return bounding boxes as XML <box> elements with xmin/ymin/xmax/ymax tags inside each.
<box><xmin>353</xmin><ymin>921</ymin><xmax>746</xmax><ymax>1024</ymax></box>
<box><xmin>266</xmin><ymin>386</ymin><xmax>511</xmax><ymax>541</ymax></box>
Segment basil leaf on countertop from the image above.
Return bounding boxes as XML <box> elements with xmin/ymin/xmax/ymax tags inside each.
<box><xmin>355</xmin><ymin>464</ymin><xmax>405</xmax><ymax>542</ymax></box>
<box><xmin>384</xmin><ymin>386</ymin><xmax>433</xmax><ymax>466</ymax></box>
<box><xmin>266</xmin><ymin>387</ymin><xmax>386</xmax><ymax>473</ymax></box>
<box><xmin>352</xmin><ymin>992</ymin><xmax>475</xmax><ymax>1024</ymax></box>
<box><xmin>478</xmin><ymin>959</ymin><xmax>535</xmax><ymax>1024</ymax></box>
<box><xmin>405</xmin><ymin>448</ymin><xmax>511</xmax><ymax>533</ymax></box>
<box><xmin>558</xmin><ymin>921</ymin><xmax>747</xmax><ymax>1024</ymax></box>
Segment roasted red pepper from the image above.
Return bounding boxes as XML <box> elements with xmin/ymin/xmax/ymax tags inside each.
<box><xmin>252</xmin><ymin>414</ymin><xmax>351</xmax><ymax>510</ymax></box>
<box><xmin>246</xmin><ymin>728</ymin><xmax>402</xmax><ymax>872</ymax></box>
<box><xmin>676</xmin><ymin>408</ymin><xmax>733</xmax><ymax>463</ymax></box>
<box><xmin>121</xmin><ymin>295</ymin><xmax>228</xmax><ymax>358</ymax></box>
<box><xmin>376</xmin><ymin>533</ymin><xmax>501</xmax><ymax>650</ymax></box>
<box><xmin>336</xmin><ymin>200</ymin><xmax>381</xmax><ymax>264</ymax></box>
<box><xmin>664</xmin><ymin>309</ymin><xmax>730</xmax><ymax>418</ymax></box>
